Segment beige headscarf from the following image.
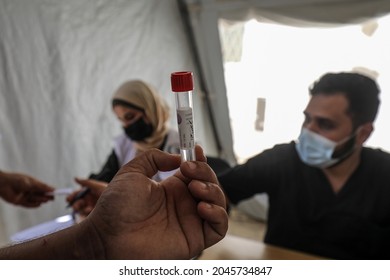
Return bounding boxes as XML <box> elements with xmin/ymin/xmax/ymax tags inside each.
<box><xmin>112</xmin><ymin>80</ymin><xmax>170</xmax><ymax>152</ymax></box>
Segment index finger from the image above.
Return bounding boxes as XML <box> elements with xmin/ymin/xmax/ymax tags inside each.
<box><xmin>29</xmin><ymin>178</ymin><xmax>55</xmax><ymax>193</ymax></box>
<box><xmin>116</xmin><ymin>148</ymin><xmax>182</xmax><ymax>179</ymax></box>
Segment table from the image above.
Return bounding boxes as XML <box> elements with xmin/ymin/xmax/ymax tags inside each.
<box><xmin>198</xmin><ymin>234</ymin><xmax>324</xmax><ymax>260</ymax></box>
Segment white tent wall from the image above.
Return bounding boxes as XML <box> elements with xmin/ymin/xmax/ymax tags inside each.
<box><xmin>0</xmin><ymin>0</ymin><xmax>219</xmax><ymax>246</ymax></box>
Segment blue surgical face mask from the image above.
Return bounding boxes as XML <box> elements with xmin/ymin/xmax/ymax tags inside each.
<box><xmin>295</xmin><ymin>127</ymin><xmax>356</xmax><ymax>168</ymax></box>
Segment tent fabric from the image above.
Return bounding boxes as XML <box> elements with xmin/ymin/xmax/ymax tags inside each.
<box><xmin>0</xmin><ymin>0</ymin><xmax>217</xmax><ymax>246</ymax></box>
<box><xmin>181</xmin><ymin>2</ymin><xmax>237</xmax><ymax>165</ymax></box>
<box><xmin>186</xmin><ymin>0</ymin><xmax>390</xmax><ymax>25</ymax></box>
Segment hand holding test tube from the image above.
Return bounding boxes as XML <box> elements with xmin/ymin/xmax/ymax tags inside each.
<box><xmin>171</xmin><ymin>71</ymin><xmax>196</xmax><ymax>161</ymax></box>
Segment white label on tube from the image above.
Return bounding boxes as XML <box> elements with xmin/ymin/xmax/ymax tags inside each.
<box><xmin>176</xmin><ymin>107</ymin><xmax>194</xmax><ymax>149</ymax></box>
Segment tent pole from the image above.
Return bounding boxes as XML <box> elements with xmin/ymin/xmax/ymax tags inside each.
<box><xmin>176</xmin><ymin>0</ymin><xmax>223</xmax><ymax>157</ymax></box>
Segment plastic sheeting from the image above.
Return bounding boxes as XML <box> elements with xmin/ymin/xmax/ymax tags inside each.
<box><xmin>0</xmin><ymin>0</ymin><xmax>217</xmax><ymax>246</ymax></box>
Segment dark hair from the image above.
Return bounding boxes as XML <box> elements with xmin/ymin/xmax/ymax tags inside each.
<box><xmin>309</xmin><ymin>72</ymin><xmax>380</xmax><ymax>127</ymax></box>
<box><xmin>112</xmin><ymin>99</ymin><xmax>144</xmax><ymax>112</ymax></box>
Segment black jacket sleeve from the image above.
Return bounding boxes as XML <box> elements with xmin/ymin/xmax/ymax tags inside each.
<box><xmin>88</xmin><ymin>149</ymin><xmax>120</xmax><ymax>183</ymax></box>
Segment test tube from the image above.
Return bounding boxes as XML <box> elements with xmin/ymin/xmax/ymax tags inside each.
<box><xmin>171</xmin><ymin>71</ymin><xmax>196</xmax><ymax>161</ymax></box>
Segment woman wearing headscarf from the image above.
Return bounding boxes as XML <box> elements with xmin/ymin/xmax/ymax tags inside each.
<box><xmin>67</xmin><ymin>80</ymin><xmax>180</xmax><ymax>216</ymax></box>
<box><xmin>92</xmin><ymin>79</ymin><xmax>180</xmax><ymax>182</ymax></box>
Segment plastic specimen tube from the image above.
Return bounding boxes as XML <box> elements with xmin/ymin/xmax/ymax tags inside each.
<box><xmin>171</xmin><ymin>71</ymin><xmax>196</xmax><ymax>161</ymax></box>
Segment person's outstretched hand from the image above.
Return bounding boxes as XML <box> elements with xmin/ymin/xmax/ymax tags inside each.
<box><xmin>0</xmin><ymin>171</ymin><xmax>54</xmax><ymax>207</ymax></box>
<box><xmin>86</xmin><ymin>145</ymin><xmax>228</xmax><ymax>259</ymax></box>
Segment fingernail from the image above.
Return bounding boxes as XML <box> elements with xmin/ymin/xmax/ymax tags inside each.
<box><xmin>204</xmin><ymin>202</ymin><xmax>212</xmax><ymax>208</ymax></box>
<box><xmin>200</xmin><ymin>181</ymin><xmax>208</xmax><ymax>189</ymax></box>
<box><xmin>187</xmin><ymin>161</ymin><xmax>196</xmax><ymax>170</ymax></box>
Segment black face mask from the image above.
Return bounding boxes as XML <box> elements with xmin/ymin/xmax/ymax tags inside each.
<box><xmin>123</xmin><ymin>118</ymin><xmax>153</xmax><ymax>141</ymax></box>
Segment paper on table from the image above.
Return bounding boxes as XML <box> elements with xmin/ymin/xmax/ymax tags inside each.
<box><xmin>10</xmin><ymin>214</ymin><xmax>75</xmax><ymax>243</ymax></box>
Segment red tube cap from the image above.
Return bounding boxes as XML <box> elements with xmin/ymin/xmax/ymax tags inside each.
<box><xmin>171</xmin><ymin>71</ymin><xmax>194</xmax><ymax>92</ymax></box>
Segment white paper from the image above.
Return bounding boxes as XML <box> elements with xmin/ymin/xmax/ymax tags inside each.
<box><xmin>46</xmin><ymin>188</ymin><xmax>74</xmax><ymax>196</ymax></box>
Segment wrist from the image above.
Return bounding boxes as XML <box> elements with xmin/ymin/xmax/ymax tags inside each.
<box><xmin>48</xmin><ymin>218</ymin><xmax>107</xmax><ymax>259</ymax></box>
<box><xmin>71</xmin><ymin>218</ymin><xmax>107</xmax><ymax>259</ymax></box>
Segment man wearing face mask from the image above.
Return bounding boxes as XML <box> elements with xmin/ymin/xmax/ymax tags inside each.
<box><xmin>218</xmin><ymin>71</ymin><xmax>390</xmax><ymax>259</ymax></box>
<box><xmin>67</xmin><ymin>80</ymin><xmax>181</xmax><ymax>216</ymax></box>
